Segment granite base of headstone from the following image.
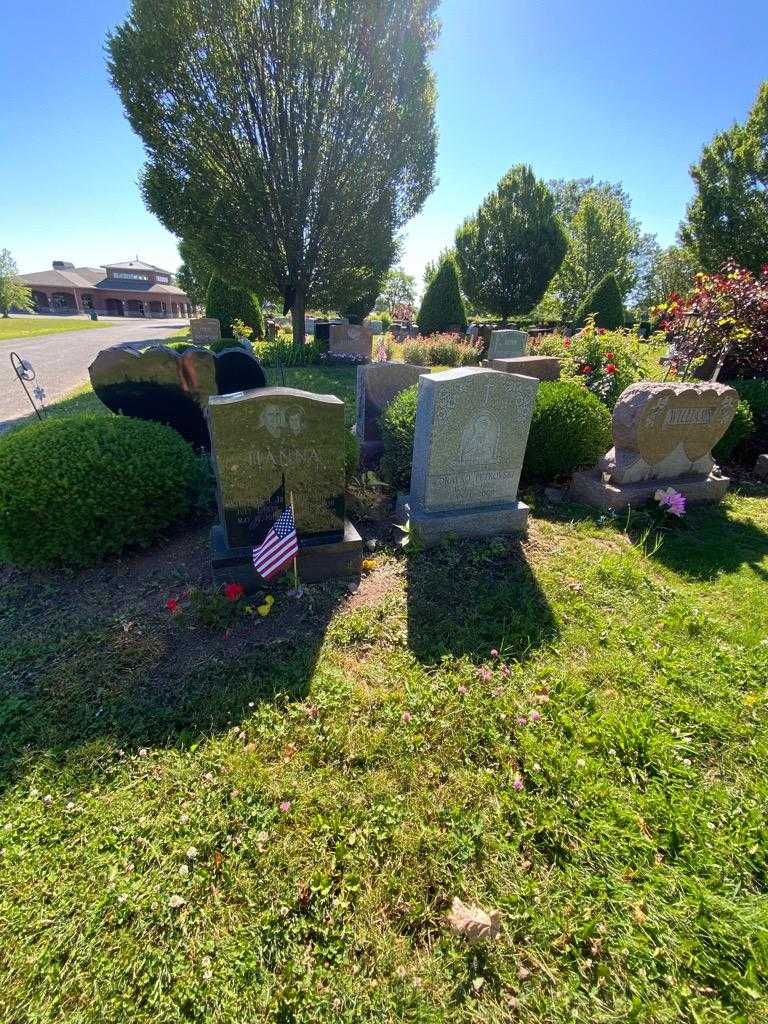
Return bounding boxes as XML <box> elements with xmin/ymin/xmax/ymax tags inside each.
<box><xmin>355</xmin><ymin>361</ymin><xmax>429</xmax><ymax>466</ymax></box>
<box><xmin>396</xmin><ymin>367</ymin><xmax>538</xmax><ymax>547</ymax></box>
<box><xmin>490</xmin><ymin>356</ymin><xmax>560</xmax><ymax>381</ymax></box>
<box><xmin>207</xmin><ymin>386</ymin><xmax>362</xmax><ymax>589</ymax></box>
<box><xmin>571</xmin><ymin>381</ymin><xmax>738</xmax><ymax>511</ymax></box>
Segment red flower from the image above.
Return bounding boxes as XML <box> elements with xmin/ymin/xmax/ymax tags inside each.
<box><xmin>581</xmin><ymin>364</ymin><xmax>593</xmax><ymax>375</ymax></box>
<box><xmin>598</xmin><ymin>328</ymin><xmax>607</xmax><ymax>335</ymax></box>
<box><xmin>166</xmin><ymin>597</ymin><xmax>180</xmax><ymax>614</ymax></box>
<box><xmin>563</xmin><ymin>339</ymin><xmax>571</xmax><ymax>349</ymax></box>
<box><xmin>605</xmin><ymin>351</ymin><xmax>614</xmax><ymax>360</ymax></box>
<box><xmin>605</xmin><ymin>363</ymin><xmax>617</xmax><ymax>374</ymax></box>
<box><xmin>224</xmin><ymin>583</ymin><xmax>245</xmax><ymax>602</ymax></box>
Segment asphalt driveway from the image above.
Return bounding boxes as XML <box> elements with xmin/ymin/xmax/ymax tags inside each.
<box><xmin>1</xmin><ymin>317</ymin><xmax>188</xmax><ymax>429</ymax></box>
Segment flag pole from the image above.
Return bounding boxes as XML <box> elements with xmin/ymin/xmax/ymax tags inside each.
<box><xmin>289</xmin><ymin>490</ymin><xmax>299</xmax><ymax>590</ymax></box>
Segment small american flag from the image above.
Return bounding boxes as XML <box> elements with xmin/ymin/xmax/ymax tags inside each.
<box><xmin>252</xmin><ymin>506</ymin><xmax>298</xmax><ymax>580</ymax></box>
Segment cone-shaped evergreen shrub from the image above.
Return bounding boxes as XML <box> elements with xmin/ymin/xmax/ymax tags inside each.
<box><xmin>574</xmin><ymin>273</ymin><xmax>624</xmax><ymax>330</ymax></box>
<box><xmin>417</xmin><ymin>257</ymin><xmax>466</xmax><ymax>335</ymax></box>
<box><xmin>205</xmin><ymin>276</ymin><xmax>265</xmax><ymax>338</ymax></box>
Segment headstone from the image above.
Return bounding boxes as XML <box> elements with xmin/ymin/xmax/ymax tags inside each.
<box><xmin>189</xmin><ymin>317</ymin><xmax>222</xmax><ymax>344</ymax></box>
<box><xmin>487</xmin><ymin>329</ymin><xmax>528</xmax><ymax>361</ymax></box>
<box><xmin>329</xmin><ymin>323</ymin><xmax>373</xmax><ymax>360</ymax></box>
<box><xmin>365</xmin><ymin>319</ymin><xmax>383</xmax><ymax>335</ymax></box>
<box><xmin>396</xmin><ymin>367</ymin><xmax>538</xmax><ymax>546</ymax></box>
<box><xmin>305</xmin><ymin>317</ymin><xmax>316</xmax><ymax>336</ymax></box>
<box><xmin>491</xmin><ymin>356</ymin><xmax>560</xmax><ymax>381</ymax></box>
<box><xmin>755</xmin><ymin>454</ymin><xmax>768</xmax><ymax>480</ymax></box>
<box><xmin>207</xmin><ymin>387</ymin><xmax>362</xmax><ymax>587</ymax></box>
<box><xmin>571</xmin><ymin>381</ymin><xmax>739</xmax><ymax>510</ymax></box>
<box><xmin>355</xmin><ymin>361</ymin><xmax>429</xmax><ymax>466</ymax></box>
<box><xmin>265</xmin><ymin>318</ymin><xmax>278</xmax><ymax>342</ymax></box>
<box><xmin>89</xmin><ymin>344</ymin><xmax>265</xmax><ymax>449</ymax></box>
<box><xmin>314</xmin><ymin>319</ymin><xmax>345</xmax><ymax>344</ymax></box>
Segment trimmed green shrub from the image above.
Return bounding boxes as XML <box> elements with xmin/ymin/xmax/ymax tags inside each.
<box><xmin>344</xmin><ymin>429</ymin><xmax>360</xmax><ymax>482</ymax></box>
<box><xmin>574</xmin><ymin>273</ymin><xmax>624</xmax><ymax>330</ymax></box>
<box><xmin>208</xmin><ymin>337</ymin><xmax>251</xmax><ymax>354</ymax></box>
<box><xmin>166</xmin><ymin>340</ymin><xmax>196</xmax><ymax>352</ymax></box>
<box><xmin>713</xmin><ymin>400</ymin><xmax>754</xmax><ymax>463</ymax></box>
<box><xmin>417</xmin><ymin>256</ymin><xmax>467</xmax><ymax>335</ymax></box>
<box><xmin>522</xmin><ymin>380</ymin><xmax>612</xmax><ymax>481</ymax></box>
<box><xmin>206</xmin><ymin>276</ymin><xmax>265</xmax><ymax>339</ymax></box>
<box><xmin>0</xmin><ymin>416</ymin><xmax>205</xmax><ymax>568</ymax></box>
<box><xmin>732</xmin><ymin>379</ymin><xmax>768</xmax><ymax>438</ymax></box>
<box><xmin>379</xmin><ymin>384</ymin><xmax>419</xmax><ymax>491</ymax></box>
<box><xmin>253</xmin><ymin>333</ymin><xmax>321</xmax><ymax>367</ymax></box>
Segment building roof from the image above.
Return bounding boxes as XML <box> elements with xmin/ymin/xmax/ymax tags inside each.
<box><xmin>104</xmin><ymin>260</ymin><xmax>172</xmax><ymax>273</ymax></box>
<box><xmin>20</xmin><ymin>265</ymin><xmax>186</xmax><ymax>296</ymax></box>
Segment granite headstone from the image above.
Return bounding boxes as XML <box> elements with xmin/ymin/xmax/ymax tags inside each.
<box><xmin>397</xmin><ymin>367</ymin><xmax>538</xmax><ymax>545</ymax></box>
<box><xmin>490</xmin><ymin>355</ymin><xmax>560</xmax><ymax>381</ymax></box>
<box><xmin>355</xmin><ymin>361</ymin><xmax>429</xmax><ymax>465</ymax></box>
<box><xmin>487</xmin><ymin>329</ymin><xmax>528</xmax><ymax>361</ymax></box>
<box><xmin>189</xmin><ymin>317</ymin><xmax>222</xmax><ymax>344</ymax></box>
<box><xmin>329</xmin><ymin>323</ymin><xmax>373</xmax><ymax>360</ymax></box>
<box><xmin>571</xmin><ymin>381</ymin><xmax>739</xmax><ymax>510</ymax></box>
<box><xmin>208</xmin><ymin>387</ymin><xmax>362</xmax><ymax>585</ymax></box>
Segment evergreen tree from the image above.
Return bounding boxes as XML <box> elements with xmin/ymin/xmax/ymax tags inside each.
<box><xmin>455</xmin><ymin>165</ymin><xmax>567</xmax><ymax>320</ymax></box>
<box><xmin>574</xmin><ymin>273</ymin><xmax>624</xmax><ymax>329</ymax></box>
<box><xmin>417</xmin><ymin>255</ymin><xmax>466</xmax><ymax>335</ymax></box>
<box><xmin>206</xmin><ymin>277</ymin><xmax>265</xmax><ymax>339</ymax></box>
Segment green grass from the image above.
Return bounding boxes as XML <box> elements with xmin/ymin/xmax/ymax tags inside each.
<box><xmin>2</xmin><ymin>373</ymin><xmax>768</xmax><ymax>1022</ymax></box>
<box><xmin>0</xmin><ymin>316</ymin><xmax>114</xmax><ymax>340</ymax></box>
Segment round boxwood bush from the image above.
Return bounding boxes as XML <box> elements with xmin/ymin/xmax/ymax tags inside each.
<box><xmin>380</xmin><ymin>384</ymin><xmax>419</xmax><ymax>491</ymax></box>
<box><xmin>523</xmin><ymin>380</ymin><xmax>611</xmax><ymax>481</ymax></box>
<box><xmin>713</xmin><ymin>399</ymin><xmax>754</xmax><ymax>464</ymax></box>
<box><xmin>0</xmin><ymin>415</ymin><xmax>203</xmax><ymax>568</ymax></box>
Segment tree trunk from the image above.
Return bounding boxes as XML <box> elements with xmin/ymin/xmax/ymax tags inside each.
<box><xmin>292</xmin><ymin>289</ymin><xmax>305</xmax><ymax>349</ymax></box>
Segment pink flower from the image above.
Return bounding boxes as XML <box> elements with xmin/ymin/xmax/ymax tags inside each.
<box><xmin>500</xmin><ymin>664</ymin><xmax>510</xmax><ymax>677</ymax></box>
<box><xmin>278</xmin><ymin>801</ymin><xmax>291</xmax><ymax>813</ymax></box>
<box><xmin>401</xmin><ymin>711</ymin><xmax>413</xmax><ymax>723</ymax></box>
<box><xmin>529</xmin><ymin>709</ymin><xmax>542</xmax><ymax>722</ymax></box>
<box><xmin>477</xmin><ymin>667</ymin><xmax>492</xmax><ymax>682</ymax></box>
<box><xmin>512</xmin><ymin>774</ymin><xmax>524</xmax><ymax>792</ymax></box>
<box><xmin>655</xmin><ymin>487</ymin><xmax>687</xmax><ymax>517</ymax></box>
<box><xmin>457</xmin><ymin>685</ymin><xmax>467</xmax><ymax>696</ymax></box>
<box><xmin>490</xmin><ymin>648</ymin><xmax>499</xmax><ymax>658</ymax></box>
<box><xmin>516</xmin><ymin>716</ymin><xmax>528</xmax><ymax>727</ymax></box>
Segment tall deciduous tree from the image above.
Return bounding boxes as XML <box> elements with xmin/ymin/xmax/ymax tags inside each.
<box><xmin>681</xmin><ymin>82</ymin><xmax>768</xmax><ymax>274</ymax></box>
<box><xmin>0</xmin><ymin>249</ymin><xmax>32</xmax><ymax>318</ymax></box>
<box><xmin>454</xmin><ymin>165</ymin><xmax>568</xmax><ymax>320</ymax></box>
<box><xmin>641</xmin><ymin>244</ymin><xmax>699</xmax><ymax>308</ymax></box>
<box><xmin>551</xmin><ymin>190</ymin><xmax>637</xmax><ymax>319</ymax></box>
<box><xmin>109</xmin><ymin>0</ymin><xmax>438</xmax><ymax>348</ymax></box>
<box><xmin>376</xmin><ymin>268</ymin><xmax>417</xmax><ymax>311</ymax></box>
<box><xmin>176</xmin><ymin>239</ymin><xmax>212</xmax><ymax>310</ymax></box>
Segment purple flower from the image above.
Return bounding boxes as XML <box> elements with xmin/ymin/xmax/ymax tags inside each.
<box><xmin>529</xmin><ymin>709</ymin><xmax>542</xmax><ymax>722</ymax></box>
<box><xmin>512</xmin><ymin>774</ymin><xmax>524</xmax><ymax>792</ymax></box>
<box><xmin>654</xmin><ymin>487</ymin><xmax>687</xmax><ymax>517</ymax></box>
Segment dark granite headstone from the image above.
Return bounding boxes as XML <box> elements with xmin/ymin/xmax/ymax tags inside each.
<box><xmin>207</xmin><ymin>387</ymin><xmax>362</xmax><ymax>586</ymax></box>
<box><xmin>355</xmin><ymin>361</ymin><xmax>428</xmax><ymax>465</ymax></box>
<box><xmin>89</xmin><ymin>344</ymin><xmax>266</xmax><ymax>449</ymax></box>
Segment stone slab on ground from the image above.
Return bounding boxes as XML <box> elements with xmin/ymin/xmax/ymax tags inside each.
<box><xmin>490</xmin><ymin>356</ymin><xmax>560</xmax><ymax>381</ymax></box>
<box><xmin>570</xmin><ymin>468</ymin><xmax>731</xmax><ymax>511</ymax></box>
<box><xmin>211</xmin><ymin>519</ymin><xmax>362</xmax><ymax>589</ymax></box>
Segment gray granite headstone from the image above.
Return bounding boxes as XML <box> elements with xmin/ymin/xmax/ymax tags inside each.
<box><xmin>329</xmin><ymin>323</ymin><xmax>373</xmax><ymax>360</ymax></box>
<box><xmin>399</xmin><ymin>367</ymin><xmax>538</xmax><ymax>545</ymax></box>
<box><xmin>189</xmin><ymin>317</ymin><xmax>222</xmax><ymax>344</ymax></box>
<box><xmin>487</xmin><ymin>329</ymin><xmax>528</xmax><ymax>360</ymax></box>
<box><xmin>365</xmin><ymin>319</ymin><xmax>383</xmax><ymax>335</ymax></box>
<box><xmin>490</xmin><ymin>355</ymin><xmax>560</xmax><ymax>381</ymax></box>
<box><xmin>355</xmin><ymin>361</ymin><xmax>428</xmax><ymax>465</ymax></box>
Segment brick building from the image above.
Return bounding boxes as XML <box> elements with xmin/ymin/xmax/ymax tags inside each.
<box><xmin>19</xmin><ymin>259</ymin><xmax>192</xmax><ymax>318</ymax></box>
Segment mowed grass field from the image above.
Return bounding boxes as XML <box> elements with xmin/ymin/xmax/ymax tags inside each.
<box><xmin>1</xmin><ymin>368</ymin><xmax>767</xmax><ymax>1023</ymax></box>
<box><xmin>0</xmin><ymin>316</ymin><xmax>114</xmax><ymax>341</ymax></box>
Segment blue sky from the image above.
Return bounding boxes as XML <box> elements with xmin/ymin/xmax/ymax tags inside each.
<box><xmin>3</xmin><ymin>0</ymin><xmax>766</xmax><ymax>293</ymax></box>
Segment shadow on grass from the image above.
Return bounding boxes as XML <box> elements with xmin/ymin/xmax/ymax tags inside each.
<box><xmin>405</xmin><ymin>535</ymin><xmax>558</xmax><ymax>664</ymax></box>
<box><xmin>645</xmin><ymin>499</ymin><xmax>768</xmax><ymax>581</ymax></box>
<box><xmin>0</xmin><ymin>535</ymin><xmax>346</xmax><ymax>793</ymax></box>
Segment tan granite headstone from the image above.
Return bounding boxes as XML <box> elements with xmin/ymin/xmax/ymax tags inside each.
<box><xmin>329</xmin><ymin>323</ymin><xmax>373</xmax><ymax>359</ymax></box>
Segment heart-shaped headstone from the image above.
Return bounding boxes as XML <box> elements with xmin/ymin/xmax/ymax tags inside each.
<box><xmin>89</xmin><ymin>344</ymin><xmax>266</xmax><ymax>448</ymax></box>
<box><xmin>612</xmin><ymin>382</ymin><xmax>738</xmax><ymax>466</ymax></box>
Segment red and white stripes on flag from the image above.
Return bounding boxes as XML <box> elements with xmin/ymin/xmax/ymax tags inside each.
<box><xmin>252</xmin><ymin>506</ymin><xmax>298</xmax><ymax>580</ymax></box>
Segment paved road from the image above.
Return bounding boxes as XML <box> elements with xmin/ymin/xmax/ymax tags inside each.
<box><xmin>1</xmin><ymin>317</ymin><xmax>189</xmax><ymax>429</ymax></box>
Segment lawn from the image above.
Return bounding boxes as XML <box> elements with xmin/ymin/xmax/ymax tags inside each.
<box><xmin>0</xmin><ymin>316</ymin><xmax>114</xmax><ymax>341</ymax></box>
<box><xmin>1</xmin><ymin>370</ymin><xmax>767</xmax><ymax>1023</ymax></box>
